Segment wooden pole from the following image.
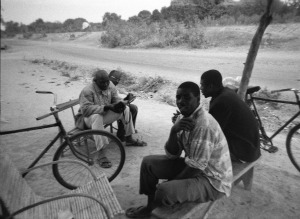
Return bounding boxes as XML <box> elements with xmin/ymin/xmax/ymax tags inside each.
<box><xmin>237</xmin><ymin>0</ymin><xmax>273</xmax><ymax>100</ymax></box>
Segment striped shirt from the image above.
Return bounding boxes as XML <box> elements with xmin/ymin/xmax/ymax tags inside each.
<box><xmin>165</xmin><ymin>105</ymin><xmax>233</xmax><ymax>196</ymax></box>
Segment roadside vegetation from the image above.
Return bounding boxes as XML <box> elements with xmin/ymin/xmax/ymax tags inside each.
<box><xmin>28</xmin><ymin>57</ymin><xmax>295</xmax><ymax>132</ymax></box>
<box><xmin>28</xmin><ymin>57</ymin><xmax>283</xmax><ymax>111</ymax></box>
<box><xmin>100</xmin><ymin>0</ymin><xmax>300</xmax><ymax>49</ymax></box>
<box><xmin>1</xmin><ymin>0</ymin><xmax>300</xmax><ymax>49</ymax></box>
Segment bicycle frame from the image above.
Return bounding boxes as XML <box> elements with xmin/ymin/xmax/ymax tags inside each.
<box><xmin>0</xmin><ymin>111</ymin><xmax>92</xmax><ymax>177</ymax></box>
<box><xmin>248</xmin><ymin>91</ymin><xmax>300</xmax><ymax>141</ymax></box>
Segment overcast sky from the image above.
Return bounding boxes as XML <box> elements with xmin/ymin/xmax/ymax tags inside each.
<box><xmin>1</xmin><ymin>0</ymin><xmax>171</xmax><ymax>24</ymax></box>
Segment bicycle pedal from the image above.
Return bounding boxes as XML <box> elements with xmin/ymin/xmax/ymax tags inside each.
<box><xmin>261</xmin><ymin>145</ymin><xmax>278</xmax><ymax>153</ymax></box>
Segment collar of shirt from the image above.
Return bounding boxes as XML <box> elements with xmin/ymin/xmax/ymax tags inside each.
<box><xmin>93</xmin><ymin>81</ymin><xmax>109</xmax><ymax>96</ymax></box>
<box><xmin>179</xmin><ymin>104</ymin><xmax>202</xmax><ymax>121</ymax></box>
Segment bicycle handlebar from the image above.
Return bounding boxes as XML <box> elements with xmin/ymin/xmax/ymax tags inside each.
<box><xmin>36</xmin><ymin>91</ymin><xmax>57</xmax><ymax>105</ymax></box>
<box><xmin>36</xmin><ymin>112</ymin><xmax>55</xmax><ymax>121</ymax></box>
<box><xmin>35</xmin><ymin>91</ymin><xmax>58</xmax><ymax>120</ymax></box>
<box><xmin>36</xmin><ymin>91</ymin><xmax>53</xmax><ymax>94</ymax></box>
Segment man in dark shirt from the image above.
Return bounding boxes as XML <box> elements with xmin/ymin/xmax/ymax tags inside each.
<box><xmin>200</xmin><ymin>69</ymin><xmax>261</xmax><ymax>162</ymax></box>
<box><xmin>109</xmin><ymin>70</ymin><xmax>138</xmax><ymax>131</ymax></box>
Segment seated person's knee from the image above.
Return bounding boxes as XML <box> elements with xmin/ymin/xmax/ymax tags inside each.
<box><xmin>142</xmin><ymin>155</ymin><xmax>157</xmax><ymax>166</ymax></box>
<box><xmin>155</xmin><ymin>183</ymin><xmax>175</xmax><ymax>207</ymax></box>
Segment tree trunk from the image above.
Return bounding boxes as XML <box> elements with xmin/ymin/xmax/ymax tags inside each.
<box><xmin>237</xmin><ymin>0</ymin><xmax>273</xmax><ymax>100</ymax></box>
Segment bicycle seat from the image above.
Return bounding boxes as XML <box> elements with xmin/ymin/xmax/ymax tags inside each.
<box><xmin>246</xmin><ymin>86</ymin><xmax>261</xmax><ymax>95</ymax></box>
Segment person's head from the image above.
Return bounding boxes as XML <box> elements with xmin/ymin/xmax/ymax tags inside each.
<box><xmin>176</xmin><ymin>81</ymin><xmax>200</xmax><ymax>117</ymax></box>
<box><xmin>200</xmin><ymin>69</ymin><xmax>223</xmax><ymax>98</ymax></box>
<box><xmin>109</xmin><ymin>70</ymin><xmax>122</xmax><ymax>86</ymax></box>
<box><xmin>93</xmin><ymin>69</ymin><xmax>110</xmax><ymax>90</ymax></box>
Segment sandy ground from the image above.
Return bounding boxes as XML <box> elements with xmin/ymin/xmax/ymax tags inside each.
<box><xmin>0</xmin><ymin>40</ymin><xmax>300</xmax><ymax>219</ymax></box>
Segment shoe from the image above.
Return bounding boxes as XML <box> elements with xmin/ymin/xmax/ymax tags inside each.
<box><xmin>96</xmin><ymin>156</ymin><xmax>112</xmax><ymax>168</ymax></box>
<box><xmin>126</xmin><ymin>139</ymin><xmax>147</xmax><ymax>147</ymax></box>
<box><xmin>125</xmin><ymin>206</ymin><xmax>151</xmax><ymax>218</ymax></box>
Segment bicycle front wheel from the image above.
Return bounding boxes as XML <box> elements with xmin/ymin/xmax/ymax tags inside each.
<box><xmin>286</xmin><ymin>124</ymin><xmax>300</xmax><ymax>172</ymax></box>
<box><xmin>53</xmin><ymin>129</ymin><xmax>125</xmax><ymax>190</ymax></box>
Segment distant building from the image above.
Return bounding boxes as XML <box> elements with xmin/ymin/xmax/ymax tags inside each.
<box><xmin>1</xmin><ymin>23</ymin><xmax>5</xmax><ymax>31</ymax></box>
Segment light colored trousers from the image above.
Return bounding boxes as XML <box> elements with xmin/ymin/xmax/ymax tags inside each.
<box><xmin>84</xmin><ymin>106</ymin><xmax>135</xmax><ymax>150</ymax></box>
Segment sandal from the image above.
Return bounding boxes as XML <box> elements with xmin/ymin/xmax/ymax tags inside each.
<box><xmin>96</xmin><ymin>156</ymin><xmax>112</xmax><ymax>168</ymax></box>
<box><xmin>125</xmin><ymin>206</ymin><xmax>151</xmax><ymax>218</ymax></box>
<box><xmin>126</xmin><ymin>139</ymin><xmax>147</xmax><ymax>147</ymax></box>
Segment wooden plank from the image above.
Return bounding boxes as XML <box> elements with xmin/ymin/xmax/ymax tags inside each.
<box><xmin>152</xmin><ymin>157</ymin><xmax>262</xmax><ymax>219</ymax></box>
<box><xmin>55</xmin><ymin>99</ymin><xmax>79</xmax><ymax>112</ymax></box>
<box><xmin>232</xmin><ymin>157</ymin><xmax>261</xmax><ymax>182</ymax></box>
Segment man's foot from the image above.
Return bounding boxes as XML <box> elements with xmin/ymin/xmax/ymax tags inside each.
<box><xmin>125</xmin><ymin>138</ymin><xmax>147</xmax><ymax>147</ymax></box>
<box><xmin>125</xmin><ymin>206</ymin><xmax>152</xmax><ymax>218</ymax></box>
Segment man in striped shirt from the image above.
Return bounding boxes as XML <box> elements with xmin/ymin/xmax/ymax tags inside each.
<box><xmin>126</xmin><ymin>81</ymin><xmax>232</xmax><ymax>218</ymax></box>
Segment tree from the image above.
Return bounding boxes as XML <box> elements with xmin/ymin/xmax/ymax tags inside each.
<box><xmin>151</xmin><ymin>9</ymin><xmax>163</xmax><ymax>22</ymax></box>
<box><xmin>138</xmin><ymin>10</ymin><xmax>151</xmax><ymax>20</ymax></box>
<box><xmin>236</xmin><ymin>0</ymin><xmax>259</xmax><ymax>16</ymax></box>
<box><xmin>4</xmin><ymin>21</ymin><xmax>20</xmax><ymax>37</ymax></box>
<box><xmin>63</xmin><ymin>19</ymin><xmax>75</xmax><ymax>32</ymax></box>
<box><xmin>1</xmin><ymin>7</ymin><xmax>4</xmax><ymax>24</ymax></box>
<box><xmin>62</xmin><ymin>18</ymin><xmax>86</xmax><ymax>32</ymax></box>
<box><xmin>128</xmin><ymin>15</ymin><xmax>142</xmax><ymax>24</ymax></box>
<box><xmin>29</xmin><ymin>18</ymin><xmax>45</xmax><ymax>33</ymax></box>
<box><xmin>238</xmin><ymin>0</ymin><xmax>273</xmax><ymax>100</ymax></box>
<box><xmin>102</xmin><ymin>12</ymin><xmax>122</xmax><ymax>28</ymax></box>
<box><xmin>73</xmin><ymin>18</ymin><xmax>87</xmax><ymax>31</ymax></box>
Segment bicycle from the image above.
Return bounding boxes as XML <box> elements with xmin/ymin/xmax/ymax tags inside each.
<box><xmin>0</xmin><ymin>91</ymin><xmax>125</xmax><ymax>189</ymax></box>
<box><xmin>246</xmin><ymin>86</ymin><xmax>300</xmax><ymax>172</ymax></box>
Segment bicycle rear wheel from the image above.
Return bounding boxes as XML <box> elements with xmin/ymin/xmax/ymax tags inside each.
<box><xmin>53</xmin><ymin>129</ymin><xmax>125</xmax><ymax>190</ymax></box>
<box><xmin>286</xmin><ymin>124</ymin><xmax>300</xmax><ymax>172</ymax></box>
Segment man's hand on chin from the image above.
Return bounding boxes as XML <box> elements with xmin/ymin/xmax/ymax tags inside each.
<box><xmin>172</xmin><ymin>117</ymin><xmax>195</xmax><ymax>133</ymax></box>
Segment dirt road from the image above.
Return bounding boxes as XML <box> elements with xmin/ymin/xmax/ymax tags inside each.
<box><xmin>3</xmin><ymin>39</ymin><xmax>300</xmax><ymax>91</ymax></box>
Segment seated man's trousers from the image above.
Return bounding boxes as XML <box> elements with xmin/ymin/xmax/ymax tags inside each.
<box><xmin>84</xmin><ymin>106</ymin><xmax>135</xmax><ymax>150</ymax></box>
<box><xmin>140</xmin><ymin>155</ymin><xmax>223</xmax><ymax>207</ymax></box>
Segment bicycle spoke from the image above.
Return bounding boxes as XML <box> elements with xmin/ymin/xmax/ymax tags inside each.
<box><xmin>53</xmin><ymin>130</ymin><xmax>125</xmax><ymax>189</ymax></box>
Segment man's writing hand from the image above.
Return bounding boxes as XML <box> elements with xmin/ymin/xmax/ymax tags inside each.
<box><xmin>104</xmin><ymin>104</ymin><xmax>114</xmax><ymax>112</ymax></box>
<box><xmin>112</xmin><ymin>101</ymin><xmax>126</xmax><ymax>113</ymax></box>
<box><xmin>171</xmin><ymin>117</ymin><xmax>195</xmax><ymax>133</ymax></box>
<box><xmin>124</xmin><ymin>93</ymin><xmax>135</xmax><ymax>103</ymax></box>
<box><xmin>104</xmin><ymin>102</ymin><xmax>126</xmax><ymax>113</ymax></box>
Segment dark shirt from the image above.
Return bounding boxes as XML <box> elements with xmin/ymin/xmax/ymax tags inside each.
<box><xmin>209</xmin><ymin>87</ymin><xmax>261</xmax><ymax>162</ymax></box>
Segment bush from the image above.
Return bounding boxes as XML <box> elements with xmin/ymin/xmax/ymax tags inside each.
<box><xmin>217</xmin><ymin>15</ymin><xmax>236</xmax><ymax>26</ymax></box>
<box><xmin>69</xmin><ymin>34</ymin><xmax>75</xmax><ymax>40</ymax></box>
<box><xmin>100</xmin><ymin>20</ymin><xmax>207</xmax><ymax>49</ymax></box>
<box><xmin>23</xmin><ymin>32</ymin><xmax>33</xmax><ymax>39</ymax></box>
<box><xmin>273</xmin><ymin>12</ymin><xmax>298</xmax><ymax>23</ymax></box>
<box><xmin>188</xmin><ymin>26</ymin><xmax>206</xmax><ymax>48</ymax></box>
<box><xmin>236</xmin><ymin>14</ymin><xmax>260</xmax><ymax>25</ymax></box>
<box><xmin>101</xmin><ymin>21</ymin><xmax>151</xmax><ymax>48</ymax></box>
